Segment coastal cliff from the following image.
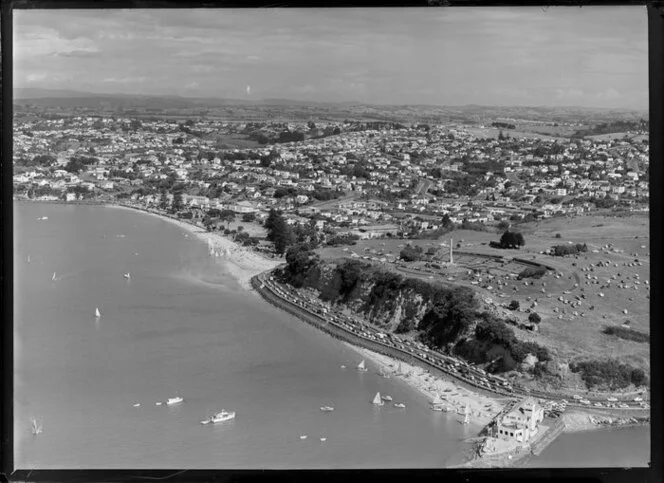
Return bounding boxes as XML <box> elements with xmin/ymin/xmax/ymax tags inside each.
<box><xmin>286</xmin><ymin>257</ymin><xmax>480</xmax><ymax>345</ymax></box>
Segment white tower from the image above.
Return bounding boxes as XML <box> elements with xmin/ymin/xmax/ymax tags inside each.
<box><xmin>450</xmin><ymin>238</ymin><xmax>454</xmax><ymax>265</ymax></box>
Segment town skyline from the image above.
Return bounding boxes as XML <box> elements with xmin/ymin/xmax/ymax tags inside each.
<box><xmin>14</xmin><ymin>6</ymin><xmax>648</xmax><ymax>110</ymax></box>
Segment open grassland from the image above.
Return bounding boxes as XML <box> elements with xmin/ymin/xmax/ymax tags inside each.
<box><xmin>315</xmin><ymin>214</ymin><xmax>650</xmax><ymax>383</ymax></box>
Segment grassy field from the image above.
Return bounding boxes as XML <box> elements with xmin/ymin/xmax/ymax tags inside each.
<box><xmin>210</xmin><ymin>133</ymin><xmax>261</xmax><ymax>150</ymax></box>
<box><xmin>314</xmin><ymin>214</ymin><xmax>651</xmax><ymax>383</ymax></box>
<box><xmin>463</xmin><ymin>126</ymin><xmax>570</xmax><ymax>142</ymax></box>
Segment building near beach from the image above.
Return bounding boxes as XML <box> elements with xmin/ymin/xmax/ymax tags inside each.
<box><xmin>494</xmin><ymin>397</ymin><xmax>544</xmax><ymax>443</ymax></box>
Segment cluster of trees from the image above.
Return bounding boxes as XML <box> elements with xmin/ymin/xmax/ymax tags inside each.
<box><xmin>64</xmin><ymin>156</ymin><xmax>99</xmax><ymax>173</ymax></box>
<box><xmin>203</xmin><ymin>208</ymin><xmax>236</xmax><ymax>231</ymax></box>
<box><xmin>569</xmin><ymin>359</ymin><xmax>648</xmax><ymax>389</ymax></box>
<box><xmin>18</xmin><ymin>154</ymin><xmax>58</xmax><ymax>167</ymax></box>
<box><xmin>550</xmin><ymin>243</ymin><xmax>587</xmax><ymax>257</ymax></box>
<box><xmin>456</xmin><ymin>314</ymin><xmax>551</xmax><ymax>373</ymax></box>
<box><xmin>490</xmin><ymin>231</ymin><xmax>525</xmax><ymax>249</ymax></box>
<box><xmin>443</xmin><ymin>174</ymin><xmax>480</xmax><ymax>197</ymax></box>
<box><xmin>326</xmin><ymin>233</ymin><xmax>359</xmax><ymax>246</ymax></box>
<box><xmin>399</xmin><ymin>244</ymin><xmax>424</xmax><ymax>262</ymax></box>
<box><xmin>284</xmin><ymin>244</ymin><xmax>320</xmax><ymax>288</ymax></box>
<box><xmin>602</xmin><ymin>325</ymin><xmax>649</xmax><ymax>343</ymax></box>
<box><xmin>265</xmin><ymin>209</ymin><xmax>296</xmax><ymax>255</ymax></box>
<box><xmin>491</xmin><ymin>122</ymin><xmax>516</xmax><ymax>129</ymax></box>
<box><xmin>517</xmin><ymin>265</ymin><xmax>548</xmax><ymax>280</ymax></box>
<box><xmin>571</xmin><ymin>119</ymin><xmax>648</xmax><ymax>138</ymax></box>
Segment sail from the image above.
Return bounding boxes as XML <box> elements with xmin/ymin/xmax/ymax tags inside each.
<box><xmin>432</xmin><ymin>393</ymin><xmax>443</xmax><ymax>405</ymax></box>
<box><xmin>95</xmin><ymin>308</ymin><xmax>101</xmax><ymax>318</ymax></box>
<box><xmin>372</xmin><ymin>392</ymin><xmax>382</xmax><ymax>405</ymax></box>
<box><xmin>357</xmin><ymin>360</ymin><xmax>366</xmax><ymax>370</ymax></box>
<box><xmin>52</xmin><ymin>272</ymin><xmax>56</xmax><ymax>281</ymax></box>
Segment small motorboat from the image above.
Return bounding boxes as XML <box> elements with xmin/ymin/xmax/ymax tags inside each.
<box><xmin>300</xmin><ymin>435</ymin><xmax>308</xmax><ymax>440</ymax></box>
<box><xmin>320</xmin><ymin>437</ymin><xmax>327</xmax><ymax>442</ymax></box>
<box><xmin>155</xmin><ymin>402</ymin><xmax>162</xmax><ymax>406</ymax></box>
<box><xmin>201</xmin><ymin>410</ymin><xmax>236</xmax><ymax>424</ymax></box>
<box><xmin>320</xmin><ymin>406</ymin><xmax>335</xmax><ymax>412</ymax></box>
<box><xmin>394</xmin><ymin>403</ymin><xmax>406</xmax><ymax>408</ymax></box>
<box><xmin>132</xmin><ymin>403</ymin><xmax>141</xmax><ymax>407</ymax></box>
<box><xmin>166</xmin><ymin>397</ymin><xmax>184</xmax><ymax>405</ymax></box>
<box><xmin>123</xmin><ymin>272</ymin><xmax>131</xmax><ymax>279</ymax></box>
<box><xmin>340</xmin><ymin>365</ymin><xmax>346</xmax><ymax>369</ymax></box>
<box><xmin>381</xmin><ymin>395</ymin><xmax>393</xmax><ymax>402</ymax></box>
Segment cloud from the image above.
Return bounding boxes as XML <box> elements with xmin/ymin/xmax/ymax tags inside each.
<box><xmin>555</xmin><ymin>88</ymin><xmax>584</xmax><ymax>100</ymax></box>
<box><xmin>12</xmin><ymin>8</ymin><xmax>647</xmax><ymax>108</ymax></box>
<box><xmin>595</xmin><ymin>88</ymin><xmax>621</xmax><ymax>99</ymax></box>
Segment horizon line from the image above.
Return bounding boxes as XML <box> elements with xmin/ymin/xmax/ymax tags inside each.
<box><xmin>13</xmin><ymin>87</ymin><xmax>649</xmax><ymax>112</ymax></box>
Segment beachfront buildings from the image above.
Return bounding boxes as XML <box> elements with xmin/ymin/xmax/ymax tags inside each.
<box><xmin>493</xmin><ymin>397</ymin><xmax>544</xmax><ymax>443</ymax></box>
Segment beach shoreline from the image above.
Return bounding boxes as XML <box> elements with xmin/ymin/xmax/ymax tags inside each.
<box><xmin>105</xmin><ymin>203</ymin><xmax>283</xmax><ymax>290</ymax></box>
<box><xmin>343</xmin><ymin>343</ymin><xmax>507</xmax><ymax>430</ymax></box>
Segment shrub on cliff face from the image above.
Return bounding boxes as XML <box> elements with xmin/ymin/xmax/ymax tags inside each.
<box><xmin>337</xmin><ymin>259</ymin><xmax>365</xmax><ymax>300</ymax></box>
<box><xmin>419</xmin><ymin>287</ymin><xmax>479</xmax><ymax>348</ymax></box>
<box><xmin>284</xmin><ymin>243</ymin><xmax>319</xmax><ymax>288</ymax></box>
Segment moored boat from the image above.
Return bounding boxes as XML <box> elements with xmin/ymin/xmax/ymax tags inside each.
<box><xmin>372</xmin><ymin>392</ymin><xmax>384</xmax><ymax>406</ymax></box>
<box><xmin>357</xmin><ymin>360</ymin><xmax>368</xmax><ymax>372</ymax></box>
<box><xmin>31</xmin><ymin>418</ymin><xmax>43</xmax><ymax>435</ymax></box>
<box><xmin>166</xmin><ymin>396</ymin><xmax>184</xmax><ymax>405</ymax></box>
<box><xmin>201</xmin><ymin>410</ymin><xmax>236</xmax><ymax>424</ymax></box>
<box><xmin>95</xmin><ymin>307</ymin><xmax>101</xmax><ymax>318</ymax></box>
<box><xmin>381</xmin><ymin>395</ymin><xmax>393</xmax><ymax>402</ymax></box>
<box><xmin>394</xmin><ymin>403</ymin><xmax>406</xmax><ymax>408</ymax></box>
<box><xmin>320</xmin><ymin>406</ymin><xmax>335</xmax><ymax>412</ymax></box>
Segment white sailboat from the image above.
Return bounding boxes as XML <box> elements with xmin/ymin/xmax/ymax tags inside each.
<box><xmin>357</xmin><ymin>360</ymin><xmax>368</xmax><ymax>372</ymax></box>
<box><xmin>95</xmin><ymin>307</ymin><xmax>101</xmax><ymax>318</ymax></box>
<box><xmin>432</xmin><ymin>393</ymin><xmax>443</xmax><ymax>405</ymax></box>
<box><xmin>123</xmin><ymin>272</ymin><xmax>131</xmax><ymax>279</ymax></box>
<box><xmin>31</xmin><ymin>418</ymin><xmax>43</xmax><ymax>435</ymax></box>
<box><xmin>462</xmin><ymin>403</ymin><xmax>470</xmax><ymax>424</ymax></box>
<box><xmin>52</xmin><ymin>272</ymin><xmax>57</xmax><ymax>281</ymax></box>
<box><xmin>372</xmin><ymin>392</ymin><xmax>384</xmax><ymax>406</ymax></box>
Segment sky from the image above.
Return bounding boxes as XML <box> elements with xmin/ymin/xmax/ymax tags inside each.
<box><xmin>13</xmin><ymin>7</ymin><xmax>648</xmax><ymax>109</ymax></box>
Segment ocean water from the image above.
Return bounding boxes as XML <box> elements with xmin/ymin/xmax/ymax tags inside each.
<box><xmin>14</xmin><ymin>202</ymin><xmax>478</xmax><ymax>469</ymax></box>
<box><xmin>13</xmin><ymin>202</ymin><xmax>651</xmax><ymax>469</ymax></box>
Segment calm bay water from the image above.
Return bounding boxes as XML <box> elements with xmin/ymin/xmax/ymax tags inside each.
<box><xmin>13</xmin><ymin>202</ymin><xmax>650</xmax><ymax>469</ymax></box>
<box><xmin>14</xmin><ymin>202</ymin><xmax>478</xmax><ymax>469</ymax></box>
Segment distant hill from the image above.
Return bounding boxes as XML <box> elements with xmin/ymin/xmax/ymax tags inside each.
<box><xmin>13</xmin><ymin>88</ymin><xmax>647</xmax><ymax>124</ymax></box>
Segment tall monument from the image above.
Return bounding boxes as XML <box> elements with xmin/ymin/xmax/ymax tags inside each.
<box><xmin>449</xmin><ymin>237</ymin><xmax>454</xmax><ymax>265</ymax></box>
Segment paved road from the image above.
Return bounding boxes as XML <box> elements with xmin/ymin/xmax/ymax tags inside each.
<box><xmin>253</xmin><ymin>270</ymin><xmax>649</xmax><ymax>413</ymax></box>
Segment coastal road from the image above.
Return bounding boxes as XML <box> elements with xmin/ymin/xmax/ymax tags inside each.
<box><xmin>252</xmin><ymin>271</ymin><xmax>648</xmax><ymax>413</ymax></box>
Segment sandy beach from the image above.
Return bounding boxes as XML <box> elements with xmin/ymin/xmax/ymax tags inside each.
<box><xmin>345</xmin><ymin>343</ymin><xmax>508</xmax><ymax>429</ymax></box>
<box><xmin>107</xmin><ymin>204</ymin><xmax>282</xmax><ymax>290</ymax></box>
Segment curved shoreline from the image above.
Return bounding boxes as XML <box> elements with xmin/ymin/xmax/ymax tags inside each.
<box><xmin>104</xmin><ymin>203</ymin><xmax>283</xmax><ymax>290</ymax></box>
<box><xmin>250</xmin><ymin>271</ymin><xmax>650</xmax><ymax>468</ymax></box>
